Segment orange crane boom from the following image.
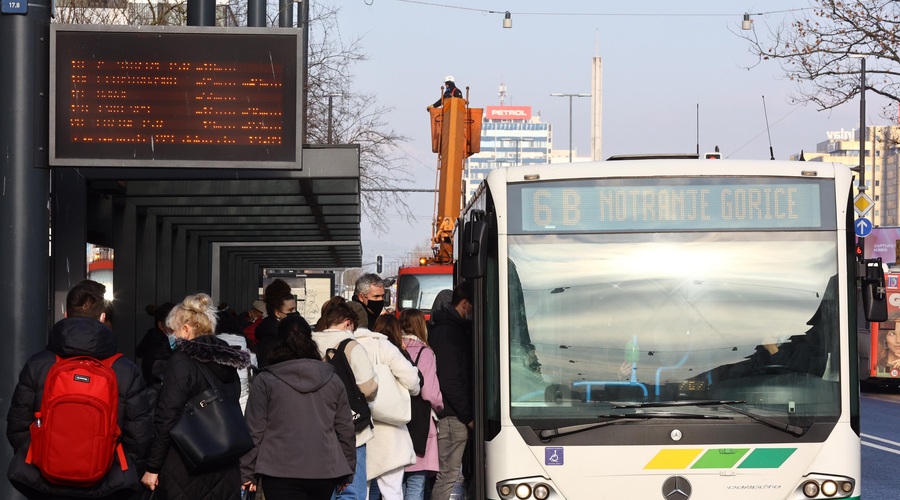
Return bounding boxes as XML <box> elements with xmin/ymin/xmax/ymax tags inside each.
<box><xmin>428</xmin><ymin>94</ymin><xmax>482</xmax><ymax>264</ymax></box>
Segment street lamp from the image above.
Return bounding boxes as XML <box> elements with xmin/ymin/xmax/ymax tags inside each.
<box><xmin>550</xmin><ymin>93</ymin><xmax>590</xmax><ymax>163</ymax></box>
<box><xmin>327</xmin><ymin>92</ymin><xmax>343</xmax><ymax>144</ymax></box>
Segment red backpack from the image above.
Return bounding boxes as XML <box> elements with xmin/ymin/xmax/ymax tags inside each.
<box><xmin>25</xmin><ymin>354</ymin><xmax>128</xmax><ymax>487</ymax></box>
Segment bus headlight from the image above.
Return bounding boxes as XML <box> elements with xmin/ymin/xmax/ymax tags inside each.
<box><xmin>496</xmin><ymin>477</ymin><xmax>559</xmax><ymax>499</ymax></box>
<box><xmin>802</xmin><ymin>481</ymin><xmax>820</xmax><ymax>498</ymax></box>
<box><xmin>820</xmin><ymin>480</ymin><xmax>838</xmax><ymax>497</ymax></box>
<box><xmin>797</xmin><ymin>475</ymin><xmax>854</xmax><ymax>498</ymax></box>
<box><xmin>515</xmin><ymin>484</ymin><xmax>532</xmax><ymax>499</ymax></box>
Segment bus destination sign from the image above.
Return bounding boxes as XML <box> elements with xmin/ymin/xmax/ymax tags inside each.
<box><xmin>512</xmin><ymin>179</ymin><xmax>830</xmax><ymax>233</ymax></box>
<box><xmin>50</xmin><ymin>26</ymin><xmax>300</xmax><ymax>168</ymax></box>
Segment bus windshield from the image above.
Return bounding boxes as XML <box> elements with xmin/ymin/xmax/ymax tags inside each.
<box><xmin>397</xmin><ymin>271</ymin><xmax>453</xmax><ymax>314</ymax></box>
<box><xmin>506</xmin><ymin>231</ymin><xmax>842</xmax><ymax>422</ymax></box>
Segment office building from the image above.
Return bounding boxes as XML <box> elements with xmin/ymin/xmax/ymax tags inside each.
<box><xmin>795</xmin><ymin>126</ymin><xmax>900</xmax><ymax>226</ymax></box>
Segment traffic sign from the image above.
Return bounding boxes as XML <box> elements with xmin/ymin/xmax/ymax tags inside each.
<box><xmin>855</xmin><ymin>217</ymin><xmax>873</xmax><ymax>238</ymax></box>
<box><xmin>854</xmin><ymin>192</ymin><xmax>874</xmax><ymax>216</ymax></box>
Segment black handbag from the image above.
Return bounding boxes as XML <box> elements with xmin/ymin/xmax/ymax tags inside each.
<box><xmin>169</xmin><ymin>361</ymin><xmax>254</xmax><ymax>473</ymax></box>
<box><xmin>406</xmin><ymin>348</ymin><xmax>433</xmax><ymax>457</ymax></box>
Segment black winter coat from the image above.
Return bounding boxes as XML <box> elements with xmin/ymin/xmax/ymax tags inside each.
<box><xmin>253</xmin><ymin>316</ymin><xmax>278</xmax><ymax>369</ymax></box>
<box><xmin>428</xmin><ymin>303</ymin><xmax>473</xmax><ymax>424</ymax></box>
<box><xmin>145</xmin><ymin>336</ymin><xmax>249</xmax><ymax>500</ymax></box>
<box><xmin>6</xmin><ymin>317</ymin><xmax>154</xmax><ymax>499</ymax></box>
<box><xmin>135</xmin><ymin>327</ymin><xmax>171</xmax><ymax>387</ymax></box>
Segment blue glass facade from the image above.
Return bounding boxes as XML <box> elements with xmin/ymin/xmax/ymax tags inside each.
<box><xmin>465</xmin><ymin>119</ymin><xmax>552</xmax><ymax>200</ymax></box>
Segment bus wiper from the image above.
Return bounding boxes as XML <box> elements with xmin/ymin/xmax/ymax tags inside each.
<box><xmin>611</xmin><ymin>400</ymin><xmax>745</xmax><ymax>409</ymax></box>
<box><xmin>718</xmin><ymin>404</ymin><xmax>806</xmax><ymax>437</ymax></box>
<box><xmin>609</xmin><ymin>401</ymin><xmax>805</xmax><ymax>436</ymax></box>
<box><xmin>538</xmin><ymin>412</ymin><xmax>731</xmax><ymax>442</ymax></box>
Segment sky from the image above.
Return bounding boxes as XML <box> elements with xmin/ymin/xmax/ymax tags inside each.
<box><xmin>328</xmin><ymin>0</ymin><xmax>891</xmax><ymax>272</ymax></box>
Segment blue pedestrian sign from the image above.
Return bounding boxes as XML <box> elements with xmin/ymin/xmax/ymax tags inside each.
<box><xmin>855</xmin><ymin>217</ymin><xmax>873</xmax><ymax>238</ymax></box>
<box><xmin>1</xmin><ymin>0</ymin><xmax>27</xmax><ymax>14</ymax></box>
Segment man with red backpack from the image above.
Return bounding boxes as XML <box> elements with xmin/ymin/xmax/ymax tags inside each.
<box><xmin>7</xmin><ymin>280</ymin><xmax>154</xmax><ymax>499</ymax></box>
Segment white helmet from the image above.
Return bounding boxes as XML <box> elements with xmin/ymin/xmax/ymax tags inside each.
<box><xmin>444</xmin><ymin>75</ymin><xmax>455</xmax><ymax>83</ymax></box>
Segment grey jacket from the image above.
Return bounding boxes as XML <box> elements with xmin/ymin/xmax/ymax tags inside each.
<box><xmin>240</xmin><ymin>358</ymin><xmax>356</xmax><ymax>483</ymax></box>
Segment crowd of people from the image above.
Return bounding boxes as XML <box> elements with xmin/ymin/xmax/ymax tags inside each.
<box><xmin>5</xmin><ymin>274</ymin><xmax>475</xmax><ymax>500</ymax></box>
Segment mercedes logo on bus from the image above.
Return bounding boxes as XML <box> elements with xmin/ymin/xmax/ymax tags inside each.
<box><xmin>662</xmin><ymin>476</ymin><xmax>692</xmax><ymax>500</ymax></box>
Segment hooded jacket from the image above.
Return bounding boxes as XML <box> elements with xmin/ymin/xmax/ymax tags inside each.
<box><xmin>240</xmin><ymin>359</ymin><xmax>355</xmax><ymax>484</ymax></box>
<box><xmin>6</xmin><ymin>317</ymin><xmax>154</xmax><ymax>499</ymax></box>
<box><xmin>145</xmin><ymin>335</ymin><xmax>249</xmax><ymax>500</ymax></box>
<box><xmin>429</xmin><ymin>302</ymin><xmax>473</xmax><ymax>424</ymax></box>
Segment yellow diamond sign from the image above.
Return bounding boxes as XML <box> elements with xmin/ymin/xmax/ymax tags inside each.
<box><xmin>854</xmin><ymin>192</ymin><xmax>874</xmax><ymax>216</ymax></box>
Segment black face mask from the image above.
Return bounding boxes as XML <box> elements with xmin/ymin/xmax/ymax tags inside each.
<box><xmin>366</xmin><ymin>299</ymin><xmax>384</xmax><ymax>317</ymax></box>
<box><xmin>277</xmin><ymin>311</ymin><xmax>300</xmax><ymax>321</ymax></box>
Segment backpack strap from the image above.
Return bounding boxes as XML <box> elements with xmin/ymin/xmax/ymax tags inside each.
<box><xmin>325</xmin><ymin>337</ymin><xmax>355</xmax><ymax>361</ymax></box>
<box><xmin>103</xmin><ymin>353</ymin><xmax>128</xmax><ymax>471</ymax></box>
<box><xmin>412</xmin><ymin>346</ymin><xmax>426</xmax><ymax>366</ymax></box>
<box><xmin>100</xmin><ymin>352</ymin><xmax>124</xmax><ymax>369</ymax></box>
<box><xmin>338</xmin><ymin>337</ymin><xmax>355</xmax><ymax>353</ymax></box>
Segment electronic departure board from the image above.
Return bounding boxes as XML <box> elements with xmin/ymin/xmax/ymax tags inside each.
<box><xmin>509</xmin><ymin>177</ymin><xmax>834</xmax><ymax>233</ymax></box>
<box><xmin>50</xmin><ymin>26</ymin><xmax>301</xmax><ymax>168</ymax></box>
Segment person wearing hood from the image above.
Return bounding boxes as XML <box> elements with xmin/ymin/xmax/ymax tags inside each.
<box><xmin>428</xmin><ymin>283</ymin><xmax>474</xmax><ymax>500</ymax></box>
<box><xmin>352</xmin><ymin>273</ymin><xmax>386</xmax><ymax>328</ymax></box>
<box><xmin>240</xmin><ymin>314</ymin><xmax>355</xmax><ymax>500</ymax></box>
<box><xmin>7</xmin><ymin>280</ymin><xmax>154</xmax><ymax>500</ymax></box>
<box><xmin>349</xmin><ymin>301</ymin><xmax>420</xmax><ymax>500</ymax></box>
<box><xmin>140</xmin><ymin>293</ymin><xmax>250</xmax><ymax>499</ymax></box>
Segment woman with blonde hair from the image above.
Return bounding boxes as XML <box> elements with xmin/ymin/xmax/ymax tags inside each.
<box><xmin>398</xmin><ymin>308</ymin><xmax>443</xmax><ymax>500</ymax></box>
<box><xmin>141</xmin><ymin>293</ymin><xmax>251</xmax><ymax>499</ymax></box>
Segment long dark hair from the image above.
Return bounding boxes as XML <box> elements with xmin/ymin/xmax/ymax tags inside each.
<box><xmin>372</xmin><ymin>314</ymin><xmax>403</xmax><ymax>349</ymax></box>
<box><xmin>268</xmin><ymin>315</ymin><xmax>320</xmax><ymax>364</ymax></box>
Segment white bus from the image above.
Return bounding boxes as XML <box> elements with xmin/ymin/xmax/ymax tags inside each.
<box><xmin>457</xmin><ymin>159</ymin><xmax>885</xmax><ymax>500</ymax></box>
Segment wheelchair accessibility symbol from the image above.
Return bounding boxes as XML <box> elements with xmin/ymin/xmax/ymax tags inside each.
<box><xmin>545</xmin><ymin>447</ymin><xmax>564</xmax><ymax>466</ymax></box>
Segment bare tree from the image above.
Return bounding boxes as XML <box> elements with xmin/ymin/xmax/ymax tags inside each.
<box><xmin>55</xmin><ymin>0</ymin><xmax>414</xmax><ymax>233</ymax></box>
<box><xmin>740</xmin><ymin>0</ymin><xmax>900</xmax><ymax>118</ymax></box>
<box><xmin>303</xmin><ymin>2</ymin><xmax>414</xmax><ymax>233</ymax></box>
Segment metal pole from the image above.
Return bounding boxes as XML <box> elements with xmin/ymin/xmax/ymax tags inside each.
<box><xmin>1</xmin><ymin>2</ymin><xmax>52</xmax><ymax>498</ymax></box>
<box><xmin>328</xmin><ymin>94</ymin><xmax>334</xmax><ymax>144</ymax></box>
<box><xmin>858</xmin><ymin>57</ymin><xmax>867</xmax><ymax>259</ymax></box>
<box><xmin>859</xmin><ymin>58</ymin><xmax>866</xmax><ymax>189</ymax></box>
<box><xmin>248</xmin><ymin>0</ymin><xmax>266</xmax><ymax>27</ymax></box>
<box><xmin>279</xmin><ymin>0</ymin><xmax>294</xmax><ymax>27</ymax></box>
<box><xmin>551</xmin><ymin>93</ymin><xmax>590</xmax><ymax>163</ymax></box>
<box><xmin>187</xmin><ymin>0</ymin><xmax>216</xmax><ymax>26</ymax></box>
<box><xmin>568</xmin><ymin>95</ymin><xmax>573</xmax><ymax>163</ymax></box>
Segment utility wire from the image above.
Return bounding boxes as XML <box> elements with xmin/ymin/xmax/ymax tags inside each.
<box><xmin>392</xmin><ymin>1</ymin><xmax>810</xmax><ymax>18</ymax></box>
<box><xmin>728</xmin><ymin>105</ymin><xmax>803</xmax><ymax>158</ymax></box>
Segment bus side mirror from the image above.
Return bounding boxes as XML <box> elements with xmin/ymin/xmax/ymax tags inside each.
<box><xmin>460</xmin><ymin>219</ymin><xmax>487</xmax><ymax>279</ymax></box>
<box><xmin>862</xmin><ymin>258</ymin><xmax>888</xmax><ymax>323</ymax></box>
